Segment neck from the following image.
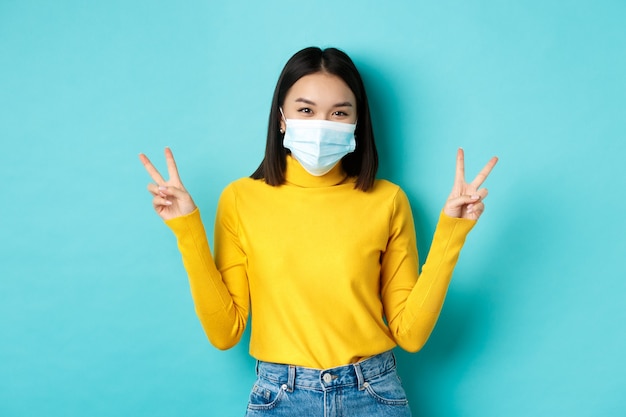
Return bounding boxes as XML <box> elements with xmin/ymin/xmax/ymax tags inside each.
<box><xmin>284</xmin><ymin>155</ymin><xmax>350</xmax><ymax>188</ymax></box>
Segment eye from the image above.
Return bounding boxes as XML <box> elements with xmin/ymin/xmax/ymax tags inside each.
<box><xmin>297</xmin><ymin>107</ymin><xmax>313</xmax><ymax>114</ymax></box>
<box><xmin>333</xmin><ymin>111</ymin><xmax>349</xmax><ymax>117</ymax></box>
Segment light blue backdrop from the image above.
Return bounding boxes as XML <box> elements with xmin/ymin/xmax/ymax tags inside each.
<box><xmin>1</xmin><ymin>1</ymin><xmax>624</xmax><ymax>416</ymax></box>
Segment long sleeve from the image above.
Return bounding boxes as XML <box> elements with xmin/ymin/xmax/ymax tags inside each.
<box><xmin>165</xmin><ymin>188</ymin><xmax>249</xmax><ymax>349</ymax></box>
<box><xmin>381</xmin><ymin>188</ymin><xmax>475</xmax><ymax>352</ymax></box>
<box><xmin>162</xmin><ymin>166</ymin><xmax>479</xmax><ymax>368</ymax></box>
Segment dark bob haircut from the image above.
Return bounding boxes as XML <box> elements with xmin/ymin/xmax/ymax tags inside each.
<box><xmin>251</xmin><ymin>47</ymin><xmax>378</xmax><ymax>191</ymax></box>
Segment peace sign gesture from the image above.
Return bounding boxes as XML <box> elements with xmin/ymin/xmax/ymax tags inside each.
<box><xmin>443</xmin><ymin>148</ymin><xmax>498</xmax><ymax>221</ymax></box>
<box><xmin>139</xmin><ymin>147</ymin><xmax>196</xmax><ymax>221</ymax></box>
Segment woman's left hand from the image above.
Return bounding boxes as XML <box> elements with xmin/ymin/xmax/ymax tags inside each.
<box><xmin>443</xmin><ymin>148</ymin><xmax>498</xmax><ymax>221</ymax></box>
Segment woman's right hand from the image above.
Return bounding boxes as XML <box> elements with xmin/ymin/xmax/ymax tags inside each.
<box><xmin>139</xmin><ymin>147</ymin><xmax>197</xmax><ymax>221</ymax></box>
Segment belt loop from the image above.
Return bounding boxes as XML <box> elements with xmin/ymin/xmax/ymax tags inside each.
<box><xmin>353</xmin><ymin>362</ymin><xmax>365</xmax><ymax>390</ymax></box>
<box><xmin>287</xmin><ymin>365</ymin><xmax>296</xmax><ymax>392</ymax></box>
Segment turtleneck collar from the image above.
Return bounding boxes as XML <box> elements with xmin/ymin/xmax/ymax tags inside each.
<box><xmin>284</xmin><ymin>155</ymin><xmax>352</xmax><ymax>188</ymax></box>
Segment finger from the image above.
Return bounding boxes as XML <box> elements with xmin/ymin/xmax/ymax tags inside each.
<box><xmin>152</xmin><ymin>195</ymin><xmax>173</xmax><ymax>207</ymax></box>
<box><xmin>139</xmin><ymin>153</ymin><xmax>166</xmax><ymax>185</ymax></box>
<box><xmin>470</xmin><ymin>156</ymin><xmax>498</xmax><ymax>189</ymax></box>
<box><xmin>157</xmin><ymin>185</ymin><xmax>188</xmax><ymax>200</ymax></box>
<box><xmin>446</xmin><ymin>194</ymin><xmax>481</xmax><ymax>211</ymax></box>
<box><xmin>164</xmin><ymin>147</ymin><xmax>181</xmax><ymax>182</ymax></box>
<box><xmin>147</xmin><ymin>183</ymin><xmax>167</xmax><ymax>197</ymax></box>
<box><xmin>451</xmin><ymin>189</ymin><xmax>488</xmax><ymax>206</ymax></box>
<box><xmin>454</xmin><ymin>148</ymin><xmax>466</xmax><ymax>185</ymax></box>
<box><xmin>147</xmin><ymin>183</ymin><xmax>158</xmax><ymax>195</ymax></box>
<box><xmin>466</xmin><ymin>202</ymin><xmax>485</xmax><ymax>217</ymax></box>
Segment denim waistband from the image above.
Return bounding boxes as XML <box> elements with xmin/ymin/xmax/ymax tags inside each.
<box><xmin>255</xmin><ymin>350</ymin><xmax>397</xmax><ymax>392</ymax></box>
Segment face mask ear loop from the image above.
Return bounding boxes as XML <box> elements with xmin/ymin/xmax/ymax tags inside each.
<box><xmin>279</xmin><ymin>107</ymin><xmax>287</xmax><ymax>135</ymax></box>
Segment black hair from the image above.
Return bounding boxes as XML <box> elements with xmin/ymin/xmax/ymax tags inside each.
<box><xmin>250</xmin><ymin>47</ymin><xmax>378</xmax><ymax>191</ymax></box>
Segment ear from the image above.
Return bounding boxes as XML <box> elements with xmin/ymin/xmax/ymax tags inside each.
<box><xmin>279</xmin><ymin>120</ymin><xmax>286</xmax><ymax>134</ymax></box>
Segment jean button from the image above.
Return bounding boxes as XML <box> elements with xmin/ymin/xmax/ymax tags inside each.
<box><xmin>322</xmin><ymin>373</ymin><xmax>332</xmax><ymax>383</ymax></box>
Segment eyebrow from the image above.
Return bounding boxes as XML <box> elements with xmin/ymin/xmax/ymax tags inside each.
<box><xmin>294</xmin><ymin>98</ymin><xmax>353</xmax><ymax>107</ymax></box>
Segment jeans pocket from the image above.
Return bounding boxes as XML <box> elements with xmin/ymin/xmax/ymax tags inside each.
<box><xmin>363</xmin><ymin>372</ymin><xmax>409</xmax><ymax>406</ymax></box>
<box><xmin>247</xmin><ymin>378</ymin><xmax>287</xmax><ymax>411</ymax></box>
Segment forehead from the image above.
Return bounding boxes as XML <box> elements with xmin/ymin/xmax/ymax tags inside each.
<box><xmin>284</xmin><ymin>72</ymin><xmax>356</xmax><ymax>105</ymax></box>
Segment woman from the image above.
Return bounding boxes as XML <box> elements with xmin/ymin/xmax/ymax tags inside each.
<box><xmin>140</xmin><ymin>47</ymin><xmax>497</xmax><ymax>417</ymax></box>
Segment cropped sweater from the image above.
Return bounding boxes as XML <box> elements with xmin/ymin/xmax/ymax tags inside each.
<box><xmin>165</xmin><ymin>155</ymin><xmax>475</xmax><ymax>369</ymax></box>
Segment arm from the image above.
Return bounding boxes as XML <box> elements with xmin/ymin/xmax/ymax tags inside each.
<box><xmin>382</xmin><ymin>190</ymin><xmax>475</xmax><ymax>352</ymax></box>
<box><xmin>383</xmin><ymin>149</ymin><xmax>497</xmax><ymax>351</ymax></box>
<box><xmin>165</xmin><ymin>203</ymin><xmax>248</xmax><ymax>350</ymax></box>
<box><xmin>139</xmin><ymin>148</ymin><xmax>248</xmax><ymax>350</ymax></box>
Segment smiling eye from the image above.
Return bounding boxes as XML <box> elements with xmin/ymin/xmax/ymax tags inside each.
<box><xmin>298</xmin><ymin>107</ymin><xmax>313</xmax><ymax>114</ymax></box>
<box><xmin>333</xmin><ymin>111</ymin><xmax>349</xmax><ymax>117</ymax></box>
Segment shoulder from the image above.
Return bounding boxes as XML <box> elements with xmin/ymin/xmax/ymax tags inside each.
<box><xmin>221</xmin><ymin>177</ymin><xmax>265</xmax><ymax>194</ymax></box>
<box><xmin>368</xmin><ymin>179</ymin><xmax>414</xmax><ymax>218</ymax></box>
<box><xmin>350</xmin><ymin>178</ymin><xmax>412</xmax><ymax>215</ymax></box>
<box><xmin>217</xmin><ymin>176</ymin><xmax>272</xmax><ymax>205</ymax></box>
<box><xmin>371</xmin><ymin>178</ymin><xmax>400</xmax><ymax>192</ymax></box>
<box><xmin>216</xmin><ymin>177</ymin><xmax>266</xmax><ymax>221</ymax></box>
<box><xmin>369</xmin><ymin>179</ymin><xmax>406</xmax><ymax>200</ymax></box>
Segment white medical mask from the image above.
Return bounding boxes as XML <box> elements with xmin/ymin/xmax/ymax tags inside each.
<box><xmin>281</xmin><ymin>109</ymin><xmax>357</xmax><ymax>176</ymax></box>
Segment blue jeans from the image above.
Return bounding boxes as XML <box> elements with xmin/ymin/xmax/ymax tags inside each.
<box><xmin>245</xmin><ymin>350</ymin><xmax>412</xmax><ymax>417</ymax></box>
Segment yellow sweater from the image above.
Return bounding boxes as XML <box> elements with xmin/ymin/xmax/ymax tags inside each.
<box><xmin>165</xmin><ymin>156</ymin><xmax>475</xmax><ymax>369</ymax></box>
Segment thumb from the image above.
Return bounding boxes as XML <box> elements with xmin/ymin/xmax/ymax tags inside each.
<box><xmin>158</xmin><ymin>185</ymin><xmax>189</xmax><ymax>200</ymax></box>
<box><xmin>158</xmin><ymin>185</ymin><xmax>197</xmax><ymax>214</ymax></box>
<box><xmin>443</xmin><ymin>194</ymin><xmax>481</xmax><ymax>218</ymax></box>
<box><xmin>447</xmin><ymin>194</ymin><xmax>481</xmax><ymax>209</ymax></box>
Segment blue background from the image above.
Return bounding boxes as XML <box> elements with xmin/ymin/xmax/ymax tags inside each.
<box><xmin>1</xmin><ymin>1</ymin><xmax>624</xmax><ymax>416</ymax></box>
